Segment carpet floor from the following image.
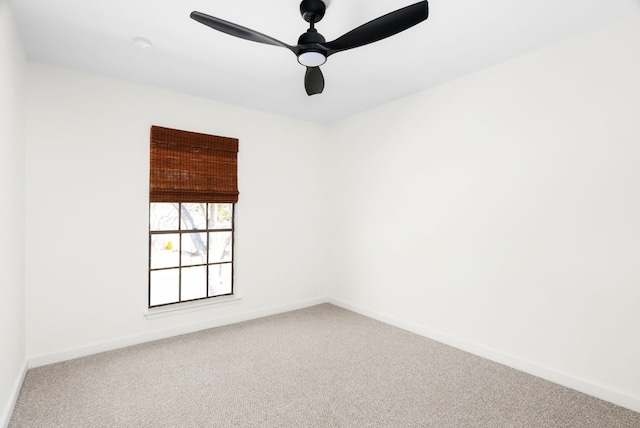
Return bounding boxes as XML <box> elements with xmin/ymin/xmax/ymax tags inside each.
<box><xmin>9</xmin><ymin>304</ymin><xmax>640</xmax><ymax>427</ymax></box>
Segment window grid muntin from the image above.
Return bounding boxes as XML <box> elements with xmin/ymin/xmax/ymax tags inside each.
<box><xmin>148</xmin><ymin>203</ymin><xmax>234</xmax><ymax>308</ymax></box>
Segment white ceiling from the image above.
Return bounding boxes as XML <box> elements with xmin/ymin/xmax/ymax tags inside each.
<box><xmin>10</xmin><ymin>0</ymin><xmax>640</xmax><ymax>124</ymax></box>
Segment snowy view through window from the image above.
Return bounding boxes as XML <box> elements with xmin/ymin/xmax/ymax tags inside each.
<box><xmin>149</xmin><ymin>203</ymin><xmax>233</xmax><ymax>307</ymax></box>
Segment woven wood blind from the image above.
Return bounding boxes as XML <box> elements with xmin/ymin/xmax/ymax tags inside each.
<box><xmin>150</xmin><ymin>126</ymin><xmax>239</xmax><ymax>203</ymax></box>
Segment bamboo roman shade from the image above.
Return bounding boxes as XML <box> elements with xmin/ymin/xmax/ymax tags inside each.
<box><xmin>150</xmin><ymin>126</ymin><xmax>239</xmax><ymax>203</ymax></box>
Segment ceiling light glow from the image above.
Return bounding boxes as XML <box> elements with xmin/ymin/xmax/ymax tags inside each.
<box><xmin>298</xmin><ymin>51</ymin><xmax>326</xmax><ymax>67</ymax></box>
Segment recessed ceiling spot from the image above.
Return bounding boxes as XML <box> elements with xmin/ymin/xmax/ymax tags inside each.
<box><xmin>133</xmin><ymin>37</ymin><xmax>153</xmax><ymax>50</ymax></box>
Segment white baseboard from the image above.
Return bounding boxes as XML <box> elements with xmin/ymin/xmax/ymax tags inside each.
<box><xmin>328</xmin><ymin>297</ymin><xmax>640</xmax><ymax>414</ymax></box>
<box><xmin>1</xmin><ymin>360</ymin><xmax>27</xmax><ymax>428</ymax></box>
<box><xmin>28</xmin><ymin>296</ymin><xmax>328</xmax><ymax>369</ymax></box>
<box><xmin>24</xmin><ymin>295</ymin><xmax>640</xmax><ymax>414</ymax></box>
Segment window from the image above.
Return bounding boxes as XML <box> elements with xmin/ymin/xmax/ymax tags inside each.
<box><xmin>148</xmin><ymin>126</ymin><xmax>238</xmax><ymax>308</ymax></box>
<box><xmin>149</xmin><ymin>203</ymin><xmax>234</xmax><ymax>307</ymax></box>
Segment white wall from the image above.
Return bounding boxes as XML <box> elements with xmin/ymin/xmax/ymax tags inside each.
<box><xmin>25</xmin><ymin>63</ymin><xmax>329</xmax><ymax>363</ymax></box>
<box><xmin>0</xmin><ymin>0</ymin><xmax>26</xmax><ymax>425</ymax></box>
<box><xmin>329</xmin><ymin>16</ymin><xmax>640</xmax><ymax>411</ymax></box>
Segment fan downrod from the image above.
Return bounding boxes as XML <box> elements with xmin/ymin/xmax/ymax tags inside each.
<box><xmin>300</xmin><ymin>0</ymin><xmax>326</xmax><ymax>23</ymax></box>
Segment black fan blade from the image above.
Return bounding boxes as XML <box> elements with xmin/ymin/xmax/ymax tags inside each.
<box><xmin>191</xmin><ymin>11</ymin><xmax>299</xmax><ymax>55</ymax></box>
<box><xmin>305</xmin><ymin>67</ymin><xmax>324</xmax><ymax>96</ymax></box>
<box><xmin>323</xmin><ymin>1</ymin><xmax>428</xmax><ymax>56</ymax></box>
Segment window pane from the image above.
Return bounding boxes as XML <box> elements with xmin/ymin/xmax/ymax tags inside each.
<box><xmin>150</xmin><ymin>203</ymin><xmax>179</xmax><ymax>231</ymax></box>
<box><xmin>181</xmin><ymin>266</ymin><xmax>207</xmax><ymax>301</ymax></box>
<box><xmin>209</xmin><ymin>232</ymin><xmax>232</xmax><ymax>263</ymax></box>
<box><xmin>209</xmin><ymin>263</ymin><xmax>232</xmax><ymax>296</ymax></box>
<box><xmin>208</xmin><ymin>203</ymin><xmax>233</xmax><ymax>229</ymax></box>
<box><xmin>182</xmin><ymin>232</ymin><xmax>208</xmax><ymax>266</ymax></box>
<box><xmin>150</xmin><ymin>234</ymin><xmax>180</xmax><ymax>269</ymax></box>
<box><xmin>150</xmin><ymin>269</ymin><xmax>179</xmax><ymax>306</ymax></box>
<box><xmin>180</xmin><ymin>203</ymin><xmax>207</xmax><ymax>231</ymax></box>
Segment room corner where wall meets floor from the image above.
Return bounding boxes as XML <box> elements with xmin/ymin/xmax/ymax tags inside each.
<box><xmin>9</xmin><ymin>304</ymin><xmax>640</xmax><ymax>427</ymax></box>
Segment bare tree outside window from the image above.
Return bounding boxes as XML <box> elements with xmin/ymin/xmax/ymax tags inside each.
<box><xmin>149</xmin><ymin>203</ymin><xmax>234</xmax><ymax>307</ymax></box>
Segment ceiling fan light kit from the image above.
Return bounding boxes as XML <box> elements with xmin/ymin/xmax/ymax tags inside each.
<box><xmin>298</xmin><ymin>51</ymin><xmax>326</xmax><ymax>67</ymax></box>
<box><xmin>190</xmin><ymin>0</ymin><xmax>428</xmax><ymax>96</ymax></box>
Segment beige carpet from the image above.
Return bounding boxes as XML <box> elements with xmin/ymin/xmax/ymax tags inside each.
<box><xmin>9</xmin><ymin>304</ymin><xmax>640</xmax><ymax>427</ymax></box>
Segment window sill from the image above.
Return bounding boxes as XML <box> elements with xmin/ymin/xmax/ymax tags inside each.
<box><xmin>144</xmin><ymin>294</ymin><xmax>241</xmax><ymax>319</ymax></box>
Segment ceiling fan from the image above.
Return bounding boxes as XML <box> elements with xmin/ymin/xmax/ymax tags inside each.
<box><xmin>190</xmin><ymin>0</ymin><xmax>429</xmax><ymax>96</ymax></box>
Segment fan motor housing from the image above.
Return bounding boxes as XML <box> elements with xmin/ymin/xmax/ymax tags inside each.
<box><xmin>300</xmin><ymin>0</ymin><xmax>326</xmax><ymax>23</ymax></box>
<box><xmin>298</xmin><ymin>28</ymin><xmax>326</xmax><ymax>45</ymax></box>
